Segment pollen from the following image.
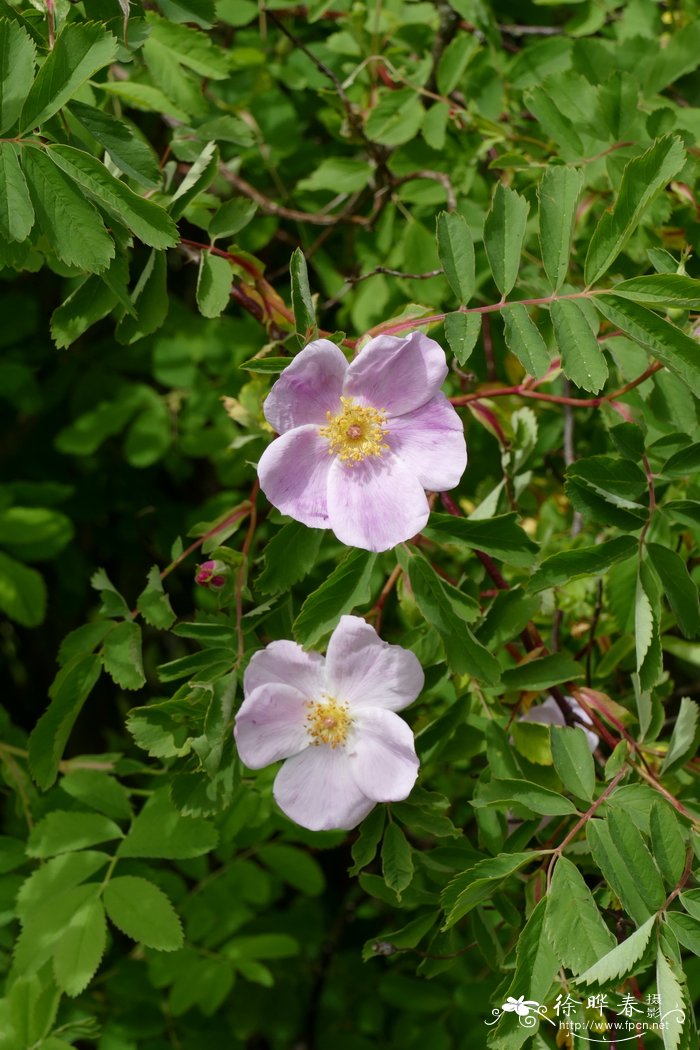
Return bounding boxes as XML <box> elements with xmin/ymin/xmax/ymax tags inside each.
<box><xmin>306</xmin><ymin>696</ymin><xmax>352</xmax><ymax>748</ymax></box>
<box><xmin>319</xmin><ymin>397</ymin><xmax>389</xmax><ymax>463</ymax></box>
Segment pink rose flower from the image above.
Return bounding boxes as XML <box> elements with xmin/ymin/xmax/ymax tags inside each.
<box><xmin>233</xmin><ymin>615</ymin><xmax>423</xmax><ymax>831</ymax></box>
<box><xmin>256</xmin><ymin>332</ymin><xmax>467</xmax><ymax>552</ymax></box>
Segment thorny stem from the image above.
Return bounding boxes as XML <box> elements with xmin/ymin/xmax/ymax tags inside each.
<box><xmin>368</xmin><ymin>563</ymin><xmax>403</xmax><ymax>634</ymax></box>
<box><xmin>546</xmin><ymin>768</ymin><xmax>627</xmax><ymax>890</ymax></box>
<box><xmin>450</xmin><ymin>362</ymin><xmax>662</xmax><ymax>409</ymax></box>
<box><xmin>661</xmin><ymin>848</ymin><xmax>694</xmax><ymax>912</ymax></box>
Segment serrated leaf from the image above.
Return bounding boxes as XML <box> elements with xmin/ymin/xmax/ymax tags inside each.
<box><xmin>116</xmin><ymin>249</ymin><xmax>169</xmax><ymax>345</ymax></box>
<box><xmin>436</xmin><ymin>211</ymin><xmax>475</xmax><ymax>304</ymax></box>
<box><xmin>575</xmin><ymin>915</ymin><xmax>655</xmax><ymax>985</ymax></box>
<box><xmin>16</xmin><ymin>851</ymin><xmax>110</xmax><ymax>922</ymax></box>
<box><xmin>53</xmin><ymin>897</ymin><xmax>107</xmax><ymax>997</ymax></box>
<box><xmin>349</xmin><ymin>807</ymin><xmax>385</xmax><ymax>876</ymax></box>
<box><xmin>661</xmin><ymin>698</ymin><xmax>700</xmax><ymax>775</ymax></box>
<box><xmin>196</xmin><ymin>251</ymin><xmax>231</xmax><ymax>318</ymax></box>
<box><xmin>14</xmin><ymin>883</ymin><xmax>101</xmax><ymax>975</ymax></box>
<box><xmin>381</xmin><ymin>823</ymin><xmax>414</xmax><ymax>898</ymax></box>
<box><xmin>546</xmin><ymin>857</ymin><xmax>616</xmax><ymax>974</ymax></box>
<box><xmin>257</xmin><ymin>520</ymin><xmax>323</xmax><ymax>595</ymax></box>
<box><xmin>28</xmin><ymin>653</ymin><xmax>103</xmax><ymax>790</ymax></box>
<box><xmin>0</xmin><ymin>142</ymin><xmax>33</xmax><ymax>242</ymax></box>
<box><xmin>365</xmin><ymin>88</ymin><xmax>424</xmax><ymax>146</ymax></box>
<box><xmin>656</xmin><ymin>949</ymin><xmax>686</xmax><ymax>1050</ymax></box>
<box><xmin>69</xmin><ymin>101</ymin><xmax>161</xmax><ymax>189</ymax></box>
<box><xmin>50</xmin><ymin>274</ymin><xmax>118</xmax><ymax>349</ymax></box>
<box><xmin>473</xmin><ymin>778</ymin><xmax>576</xmax><ymax>816</ymax></box>
<box><xmin>442</xmin><ymin>852</ymin><xmax>538</xmax><ymax>929</ymax></box>
<box><xmin>170</xmin><ymin>140</ymin><xmax>219</xmax><ymax>220</ymax></box>
<box><xmin>60</xmin><ymin>770</ymin><xmax>132</xmax><ymax>821</ymax></box>
<box><xmin>585</xmin><ymin>135</ymin><xmax>686</xmax><ymax>285</ymax></box>
<box><xmin>502</xmin><ymin>303</ymin><xmax>550</xmax><ymax>379</ymax></box>
<box><xmin>443</xmin><ymin>311</ymin><xmax>481</xmax><ymax>364</ymax></box>
<box><xmin>0</xmin><ymin>18</ymin><xmax>36</xmax><ymax>133</ymax></box>
<box><xmin>21</xmin><ymin>147</ymin><xmax>114</xmax><ymax>273</ymax></box>
<box><xmin>650</xmin><ymin>801</ymin><xmax>686</xmax><ymax>889</ymax></box>
<box><xmin>0</xmin><ymin>549</ymin><xmax>46</xmax><ymax>627</ymax></box>
<box><xmin>103</xmin><ymin>875</ymin><xmax>183</xmax><ymax>951</ymax></box>
<box><xmin>118</xmin><ymin>789</ymin><xmax>218</xmax><ymax>858</ymax></box>
<box><xmin>102</xmin><ymin>620</ymin><xmax>145</xmax><ymax>691</ymax></box>
<box><xmin>587</xmin><ymin>815</ymin><xmax>663</xmax><ymax>924</ymax></box>
<box><xmin>538</xmin><ymin>165</ymin><xmax>583</xmax><ymax>291</ymax></box>
<box><xmin>483</xmin><ymin>183</ymin><xmax>529</xmax><ymax>296</ymax></box>
<box><xmin>293</xmin><ymin>548</ymin><xmax>376</xmax><ymax>647</ymax></box>
<box><xmin>501</xmin><ymin>652</ymin><xmax>582</xmax><ymax>691</ymax></box>
<box><xmin>648</xmin><ymin>543</ymin><xmax>700</xmax><ymax>639</ymax></box>
<box><xmin>423</xmin><ymin>512</ymin><xmax>538</xmax><ymax>567</ymax></box>
<box><xmin>529</xmin><ymin>536</ymin><xmax>636</xmax><ymax>591</ymax></box>
<box><xmin>136</xmin><ymin>566</ymin><xmax>176</xmax><ymax>629</ymax></box>
<box><xmin>20</xmin><ymin>23</ymin><xmax>118</xmax><ymax>134</ymax></box>
<box><xmin>551</xmin><ymin>298</ymin><xmax>608</xmax><ymax>393</ymax></box>
<box><xmin>258</xmin><ymin>844</ymin><xmax>325</xmax><ymax>896</ymax></box>
<box><xmin>290</xmin><ymin>247</ymin><xmax>316</xmax><ymax>340</ymax></box>
<box><xmin>611</xmin><ymin>274</ymin><xmax>700</xmax><ymax>310</ymax></box>
<box><xmin>27</xmin><ymin>811</ymin><xmax>123</xmax><ymax>858</ymax></box>
<box><xmin>550</xmin><ymin>726</ymin><xmax>595</xmax><ymax>801</ymax></box>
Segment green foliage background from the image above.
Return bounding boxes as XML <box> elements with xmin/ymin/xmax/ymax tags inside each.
<box><xmin>1</xmin><ymin>0</ymin><xmax>700</xmax><ymax>1047</ymax></box>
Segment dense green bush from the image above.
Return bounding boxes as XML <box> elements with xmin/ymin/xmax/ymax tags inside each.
<box><xmin>1</xmin><ymin>0</ymin><xmax>700</xmax><ymax>1047</ymax></box>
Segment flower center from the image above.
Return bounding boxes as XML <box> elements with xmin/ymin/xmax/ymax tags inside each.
<box><xmin>306</xmin><ymin>696</ymin><xmax>352</xmax><ymax>748</ymax></box>
<box><xmin>319</xmin><ymin>396</ymin><xmax>389</xmax><ymax>463</ymax></box>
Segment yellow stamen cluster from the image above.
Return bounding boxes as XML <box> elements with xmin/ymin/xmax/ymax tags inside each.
<box><xmin>306</xmin><ymin>696</ymin><xmax>352</xmax><ymax>748</ymax></box>
<box><xmin>319</xmin><ymin>396</ymin><xmax>389</xmax><ymax>463</ymax></box>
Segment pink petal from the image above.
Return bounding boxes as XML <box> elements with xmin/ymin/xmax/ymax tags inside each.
<box><xmin>234</xmin><ymin>683</ymin><xmax>310</xmax><ymax>769</ymax></box>
<box><xmin>244</xmin><ymin>639</ymin><xmax>326</xmax><ymax>699</ymax></box>
<box><xmin>519</xmin><ymin>696</ymin><xmax>599</xmax><ymax>752</ymax></box>
<box><xmin>343</xmin><ymin>331</ymin><xmax>448</xmax><ymax>416</ymax></box>
<box><xmin>263</xmin><ymin>340</ymin><xmax>347</xmax><ymax>434</ymax></box>
<box><xmin>325</xmin><ymin>615</ymin><xmax>424</xmax><ymax>712</ymax></box>
<box><xmin>347</xmin><ymin>707</ymin><xmax>419</xmax><ymax>802</ymax></box>
<box><xmin>326</xmin><ymin>451</ymin><xmax>429</xmax><ymax>551</ymax></box>
<box><xmin>257</xmin><ymin>425</ymin><xmax>332</xmax><ymax>528</ymax></box>
<box><xmin>389</xmin><ymin>392</ymin><xmax>468</xmax><ymax>491</ymax></box>
<box><xmin>273</xmin><ymin>747</ymin><xmax>375</xmax><ymax>831</ymax></box>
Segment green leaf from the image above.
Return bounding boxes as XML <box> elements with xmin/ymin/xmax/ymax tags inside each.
<box><xmin>502</xmin><ymin>896</ymin><xmax>560</xmax><ymax>1007</ymax></box>
<box><xmin>664</xmin><ymin>444</ymin><xmax>700</xmax><ymax>478</ymax></box>
<box><xmin>28</xmin><ymin>653</ymin><xmax>103</xmax><ymax>790</ymax></box>
<box><xmin>102</xmin><ymin>620</ymin><xmax>145</xmax><ymax>691</ymax></box>
<box><xmin>436</xmin><ymin>211</ymin><xmax>475</xmax><ymax>304</ymax></box>
<box><xmin>680</xmin><ymin>891</ymin><xmax>700</xmax><ymax>921</ymax></box>
<box><xmin>584</xmin><ymin>135</ymin><xmax>686</xmax><ymax>285</ymax></box>
<box><xmin>610</xmin><ymin>274</ymin><xmax>700</xmax><ymax>310</ymax></box>
<box><xmin>666</xmin><ymin>912</ymin><xmax>700</xmax><ymax>955</ymax></box>
<box><xmin>550</xmin><ymin>726</ymin><xmax>595</xmax><ymax>801</ymax></box>
<box><xmin>551</xmin><ymin>298</ymin><xmax>608</xmax><ymax>393</ymax></box>
<box><xmin>594</xmin><ymin>294</ymin><xmax>700</xmax><ymax>399</ymax></box>
<box><xmin>441</xmin><ymin>852</ymin><xmax>538</xmax><ymax>929</ymax></box>
<box><xmin>293</xmin><ymin>548</ymin><xmax>376</xmax><ymax>647</ymax></box>
<box><xmin>14</xmin><ymin>883</ymin><xmax>102</xmax><ymax>975</ymax></box>
<box><xmin>145</xmin><ymin>14</ymin><xmax>228</xmax><ymax>78</ymax></box>
<box><xmin>53</xmin><ymin>897</ymin><xmax>107</xmax><ymax>997</ymax></box>
<box><xmin>0</xmin><ymin>143</ymin><xmax>33</xmax><ymax>242</ymax></box>
<box><xmin>407</xmin><ymin>554</ymin><xmax>500</xmax><ymax>684</ymax></box>
<box><xmin>27</xmin><ymin>811</ymin><xmax>123</xmax><ymax>858</ymax></box>
<box><xmin>16</xmin><ymin>851</ymin><xmax>110</xmax><ymax>922</ymax></box>
<box><xmin>69</xmin><ymin>101</ymin><xmax>161</xmax><ymax>189</ymax></box>
<box><xmin>473</xmin><ymin>778</ymin><xmax>576</xmax><ymax>816</ymax></box>
<box><xmin>0</xmin><ymin>19</ymin><xmax>36</xmax><ymax>134</ymax></box>
<box><xmin>501</xmin><ymin>652</ymin><xmax>582</xmax><ymax>691</ymax></box>
<box><xmin>587</xmin><ymin>815</ymin><xmax>664</xmax><ymax>924</ymax></box>
<box><xmin>20</xmin><ymin>23</ymin><xmax>118</xmax><ymax>134</ymax></box>
<box><xmin>483</xmin><ymin>183</ymin><xmax>529</xmax><ymax>296</ymax></box>
<box><xmin>50</xmin><ymin>275</ymin><xmax>117</xmax><ymax>349</ymax></box>
<box><xmin>656</xmin><ymin>949</ymin><xmax>686</xmax><ymax>1050</ymax></box>
<box><xmin>365</xmin><ymin>88</ymin><xmax>424</xmax><ymax>146</ymax></box>
<box><xmin>0</xmin><ymin>506</ymin><xmax>73</xmax><ymax>560</ymax></box>
<box><xmin>649</xmin><ymin>801</ymin><xmax>686</xmax><ymax>889</ymax></box>
<box><xmin>436</xmin><ymin>33</ymin><xmax>476</xmax><ymax>94</ymax></box>
<box><xmin>47</xmin><ymin>145</ymin><xmax>178</xmax><ymax>250</ymax></box>
<box><xmin>575</xmin><ymin>915</ymin><xmax>656</xmax><ymax>985</ymax></box>
<box><xmin>660</xmin><ymin>698</ymin><xmax>700</xmax><ymax>775</ymax></box>
<box><xmin>209</xmin><ymin>197</ymin><xmax>257</xmax><ymax>239</ymax></box>
<box><xmin>103</xmin><ymin>876</ymin><xmax>183</xmax><ymax>951</ymax></box>
<box><xmin>545</xmin><ymin>857</ymin><xmax>616</xmax><ymax>974</ymax></box>
<box><xmin>156</xmin><ymin>0</ymin><xmax>215</xmax><ymax>28</ymax></box>
<box><xmin>381</xmin><ymin>823</ymin><xmax>414</xmax><ymax>898</ymax></box>
<box><xmin>21</xmin><ymin>147</ymin><xmax>114</xmax><ymax>273</ymax></box>
<box><xmin>349</xmin><ymin>807</ymin><xmax>385</xmax><ymax>876</ymax></box>
<box><xmin>170</xmin><ymin>140</ymin><xmax>219</xmax><ymax>221</ymax></box>
<box><xmin>0</xmin><ymin>549</ymin><xmax>46</xmax><ymax>627</ymax></box>
<box><xmin>443</xmin><ymin>311</ymin><xmax>481</xmax><ymax>365</ymax></box>
<box><xmin>297</xmin><ymin>156</ymin><xmax>373</xmax><ymax>195</ymax></box>
<box><xmin>423</xmin><ymin>512</ymin><xmax>538</xmax><ymax>567</ymax></box>
<box><xmin>136</xmin><ymin>566</ymin><xmax>176</xmax><ymax>629</ymax></box>
<box><xmin>529</xmin><ymin>536</ymin><xmax>637</xmax><ymax>591</ymax></box>
<box><xmin>502</xmin><ymin>303</ymin><xmax>551</xmax><ymax>379</ymax></box>
<box><xmin>257</xmin><ymin>521</ymin><xmax>323</xmax><ymax>595</ymax></box>
<box><xmin>97</xmin><ymin>80</ymin><xmax>190</xmax><ymax>123</ymax></box>
<box><xmin>290</xmin><ymin>247</ymin><xmax>316</xmax><ymax>340</ymax></box>
<box><xmin>538</xmin><ymin>165</ymin><xmax>583</xmax><ymax>291</ymax></box>
<box><xmin>196</xmin><ymin>252</ymin><xmax>231</xmax><ymax>319</ymax></box>
<box><xmin>118</xmin><ymin>789</ymin><xmax>218</xmax><ymax>858</ymax></box>
<box><xmin>116</xmin><ymin>250</ymin><xmax>169</xmax><ymax>345</ymax></box>
<box><xmin>258</xmin><ymin>844</ymin><xmax>325</xmax><ymax>896</ymax></box>
<box><xmin>648</xmin><ymin>543</ymin><xmax>700</xmax><ymax>639</ymax></box>
<box><xmin>60</xmin><ymin>770</ymin><xmax>132</xmax><ymax>821</ymax></box>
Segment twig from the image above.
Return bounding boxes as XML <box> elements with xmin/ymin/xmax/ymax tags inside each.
<box><xmin>546</xmin><ymin>769</ymin><xmax>627</xmax><ymax>890</ymax></box>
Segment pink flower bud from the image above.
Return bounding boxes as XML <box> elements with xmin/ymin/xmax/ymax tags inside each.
<box><xmin>195</xmin><ymin>560</ymin><xmax>227</xmax><ymax>589</ymax></box>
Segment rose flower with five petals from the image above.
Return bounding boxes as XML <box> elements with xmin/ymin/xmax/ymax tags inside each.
<box><xmin>233</xmin><ymin>615</ymin><xmax>423</xmax><ymax>831</ymax></box>
<box><xmin>256</xmin><ymin>331</ymin><xmax>467</xmax><ymax>552</ymax></box>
